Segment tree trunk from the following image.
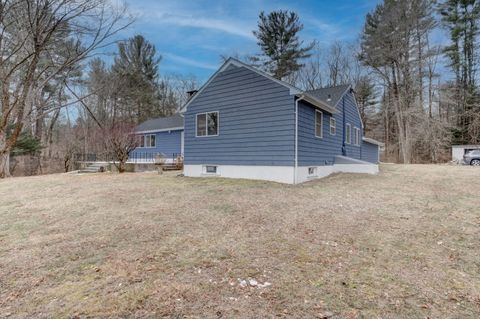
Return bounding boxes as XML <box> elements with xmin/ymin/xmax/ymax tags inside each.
<box><xmin>391</xmin><ymin>65</ymin><xmax>409</xmax><ymax>163</ymax></box>
<box><xmin>0</xmin><ymin>132</ymin><xmax>11</xmax><ymax>178</ymax></box>
<box><xmin>116</xmin><ymin>160</ymin><xmax>126</xmax><ymax>173</ymax></box>
<box><xmin>0</xmin><ymin>152</ymin><xmax>10</xmax><ymax>178</ymax></box>
<box><xmin>417</xmin><ymin>30</ymin><xmax>424</xmax><ymax>111</ymax></box>
<box><xmin>428</xmin><ymin>67</ymin><xmax>433</xmax><ymax>118</ymax></box>
<box><xmin>47</xmin><ymin>108</ymin><xmax>61</xmax><ymax>158</ymax></box>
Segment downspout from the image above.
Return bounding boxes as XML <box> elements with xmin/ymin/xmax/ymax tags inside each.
<box><xmin>294</xmin><ymin>96</ymin><xmax>305</xmax><ymax>184</ymax></box>
<box><xmin>341</xmin><ymin>96</ymin><xmax>346</xmax><ymax>156</ymax></box>
<box><xmin>360</xmin><ymin>139</ymin><xmax>363</xmax><ymax>160</ymax></box>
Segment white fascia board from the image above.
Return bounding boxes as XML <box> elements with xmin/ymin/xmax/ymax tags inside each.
<box><xmin>348</xmin><ymin>87</ymin><xmax>365</xmax><ymax>129</ymax></box>
<box><xmin>300</xmin><ymin>93</ymin><xmax>338</xmax><ymax>114</ymax></box>
<box><xmin>333</xmin><ymin>85</ymin><xmax>365</xmax><ymax>129</ymax></box>
<box><xmin>362</xmin><ymin>137</ymin><xmax>384</xmax><ymax>146</ymax></box>
<box><xmin>135</xmin><ymin>127</ymin><xmax>184</xmax><ymax>134</ymax></box>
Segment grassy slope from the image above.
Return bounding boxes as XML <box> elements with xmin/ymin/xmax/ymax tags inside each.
<box><xmin>0</xmin><ymin>165</ymin><xmax>479</xmax><ymax>318</ymax></box>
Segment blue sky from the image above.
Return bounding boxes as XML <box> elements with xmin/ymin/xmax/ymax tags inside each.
<box><xmin>118</xmin><ymin>0</ymin><xmax>381</xmax><ymax>81</ymax></box>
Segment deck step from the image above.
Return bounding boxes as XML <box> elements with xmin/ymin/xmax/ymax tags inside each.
<box><xmin>79</xmin><ymin>162</ymin><xmax>107</xmax><ymax>173</ymax></box>
<box><xmin>162</xmin><ymin>167</ymin><xmax>181</xmax><ymax>171</ymax></box>
<box><xmin>161</xmin><ymin>164</ymin><xmax>182</xmax><ymax>171</ymax></box>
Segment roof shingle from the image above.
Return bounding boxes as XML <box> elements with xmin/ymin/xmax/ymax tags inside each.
<box><xmin>135</xmin><ymin>114</ymin><xmax>184</xmax><ymax>132</ymax></box>
<box><xmin>305</xmin><ymin>84</ymin><xmax>351</xmax><ymax>108</ymax></box>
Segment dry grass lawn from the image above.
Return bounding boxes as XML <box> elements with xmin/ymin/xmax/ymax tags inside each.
<box><xmin>0</xmin><ymin>165</ymin><xmax>479</xmax><ymax>318</ymax></box>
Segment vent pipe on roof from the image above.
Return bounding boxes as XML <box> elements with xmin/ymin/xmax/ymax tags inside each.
<box><xmin>327</xmin><ymin>94</ymin><xmax>332</xmax><ymax>102</ymax></box>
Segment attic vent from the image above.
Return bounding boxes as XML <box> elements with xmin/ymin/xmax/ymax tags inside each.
<box><xmin>327</xmin><ymin>94</ymin><xmax>332</xmax><ymax>102</ymax></box>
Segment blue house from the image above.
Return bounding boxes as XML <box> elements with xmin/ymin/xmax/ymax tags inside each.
<box><xmin>182</xmin><ymin>58</ymin><xmax>382</xmax><ymax>184</ymax></box>
<box><xmin>130</xmin><ymin>114</ymin><xmax>184</xmax><ymax>163</ymax></box>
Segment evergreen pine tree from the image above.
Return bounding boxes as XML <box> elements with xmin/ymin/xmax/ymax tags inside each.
<box><xmin>112</xmin><ymin>35</ymin><xmax>162</xmax><ymax>123</ymax></box>
<box><xmin>253</xmin><ymin>10</ymin><xmax>314</xmax><ymax>80</ymax></box>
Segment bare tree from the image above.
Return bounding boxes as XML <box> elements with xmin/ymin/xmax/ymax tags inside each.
<box><xmin>360</xmin><ymin>0</ymin><xmax>437</xmax><ymax>163</ymax></box>
<box><xmin>327</xmin><ymin>42</ymin><xmax>348</xmax><ymax>86</ymax></box>
<box><xmin>103</xmin><ymin>122</ymin><xmax>138</xmax><ymax>173</ymax></box>
<box><xmin>0</xmin><ymin>0</ymin><xmax>131</xmax><ymax>178</ymax></box>
<box><xmin>295</xmin><ymin>44</ymin><xmax>324</xmax><ymax>90</ymax></box>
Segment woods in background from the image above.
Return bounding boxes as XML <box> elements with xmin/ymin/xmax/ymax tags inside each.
<box><xmin>0</xmin><ymin>0</ymin><xmax>197</xmax><ymax>177</ymax></box>
<box><xmin>0</xmin><ymin>0</ymin><xmax>130</xmax><ymax>177</ymax></box>
<box><xmin>73</xmin><ymin>35</ymin><xmax>197</xmax><ymax>165</ymax></box>
<box><xmin>1</xmin><ymin>0</ymin><xmax>479</xmax><ymax>178</ymax></box>
<box><xmin>252</xmin><ymin>1</ymin><xmax>479</xmax><ymax>164</ymax></box>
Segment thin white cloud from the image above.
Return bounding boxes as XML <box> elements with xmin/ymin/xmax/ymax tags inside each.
<box><xmin>163</xmin><ymin>53</ymin><xmax>218</xmax><ymax>70</ymax></box>
<box><xmin>304</xmin><ymin>17</ymin><xmax>353</xmax><ymax>44</ymax></box>
<box><xmin>157</xmin><ymin>13</ymin><xmax>255</xmax><ymax>40</ymax></box>
<box><xmin>307</xmin><ymin>19</ymin><xmax>340</xmax><ymax>34</ymax></box>
<box><xmin>126</xmin><ymin>1</ymin><xmax>255</xmax><ymax>40</ymax></box>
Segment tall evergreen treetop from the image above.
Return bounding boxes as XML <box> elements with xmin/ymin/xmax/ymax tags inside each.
<box><xmin>113</xmin><ymin>34</ymin><xmax>160</xmax><ymax>82</ymax></box>
<box><xmin>112</xmin><ymin>35</ymin><xmax>162</xmax><ymax>123</ymax></box>
<box><xmin>253</xmin><ymin>10</ymin><xmax>314</xmax><ymax>80</ymax></box>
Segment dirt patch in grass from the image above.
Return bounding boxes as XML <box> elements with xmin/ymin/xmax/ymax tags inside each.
<box><xmin>0</xmin><ymin>165</ymin><xmax>479</xmax><ymax>318</ymax></box>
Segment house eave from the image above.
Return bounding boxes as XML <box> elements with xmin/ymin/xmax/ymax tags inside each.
<box><xmin>299</xmin><ymin>93</ymin><xmax>338</xmax><ymax>114</ymax></box>
<box><xmin>135</xmin><ymin>127</ymin><xmax>184</xmax><ymax>134</ymax></box>
<box><xmin>362</xmin><ymin>137</ymin><xmax>384</xmax><ymax>146</ymax></box>
<box><xmin>181</xmin><ymin>58</ymin><xmax>303</xmax><ymax>112</ymax></box>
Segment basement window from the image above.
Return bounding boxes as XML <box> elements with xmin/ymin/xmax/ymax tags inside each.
<box><xmin>308</xmin><ymin>167</ymin><xmax>317</xmax><ymax>176</ymax></box>
<box><xmin>204</xmin><ymin>165</ymin><xmax>217</xmax><ymax>174</ymax></box>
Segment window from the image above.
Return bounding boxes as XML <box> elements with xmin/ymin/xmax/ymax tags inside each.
<box><xmin>315</xmin><ymin>110</ymin><xmax>323</xmax><ymax>138</ymax></box>
<box><xmin>467</xmin><ymin>149</ymin><xmax>480</xmax><ymax>156</ymax></box>
<box><xmin>150</xmin><ymin>134</ymin><xmax>156</xmax><ymax>147</ymax></box>
<box><xmin>139</xmin><ymin>135</ymin><xmax>145</xmax><ymax>147</ymax></box>
<box><xmin>354</xmin><ymin>127</ymin><xmax>360</xmax><ymax>146</ymax></box>
<box><xmin>308</xmin><ymin>167</ymin><xmax>317</xmax><ymax>176</ymax></box>
<box><xmin>207</xmin><ymin>112</ymin><xmax>218</xmax><ymax>135</ymax></box>
<box><xmin>196</xmin><ymin>112</ymin><xmax>219</xmax><ymax>137</ymax></box>
<box><xmin>141</xmin><ymin>134</ymin><xmax>156</xmax><ymax>148</ymax></box>
<box><xmin>346</xmin><ymin>124</ymin><xmax>351</xmax><ymax>144</ymax></box>
<box><xmin>330</xmin><ymin>118</ymin><xmax>336</xmax><ymax>135</ymax></box>
<box><xmin>205</xmin><ymin>165</ymin><xmax>217</xmax><ymax>174</ymax></box>
<box><xmin>197</xmin><ymin>113</ymin><xmax>206</xmax><ymax>136</ymax></box>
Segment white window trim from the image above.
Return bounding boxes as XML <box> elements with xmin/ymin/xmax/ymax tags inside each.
<box><xmin>140</xmin><ymin>134</ymin><xmax>156</xmax><ymax>148</ymax></box>
<box><xmin>202</xmin><ymin>165</ymin><xmax>219</xmax><ymax>175</ymax></box>
<box><xmin>346</xmin><ymin>123</ymin><xmax>351</xmax><ymax>144</ymax></box>
<box><xmin>315</xmin><ymin>110</ymin><xmax>323</xmax><ymax>138</ymax></box>
<box><xmin>330</xmin><ymin>117</ymin><xmax>336</xmax><ymax>135</ymax></box>
<box><xmin>354</xmin><ymin>127</ymin><xmax>360</xmax><ymax>146</ymax></box>
<box><xmin>196</xmin><ymin>111</ymin><xmax>219</xmax><ymax>137</ymax></box>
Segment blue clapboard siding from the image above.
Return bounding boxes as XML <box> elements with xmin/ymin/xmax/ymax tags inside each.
<box><xmin>298</xmin><ymin>90</ymin><xmax>363</xmax><ymax>166</ymax></box>
<box><xmin>361</xmin><ymin>141</ymin><xmax>379</xmax><ymax>163</ymax></box>
<box><xmin>184</xmin><ymin>65</ymin><xmax>295</xmax><ymax>166</ymax></box>
<box><xmin>341</xmin><ymin>91</ymin><xmax>362</xmax><ymax>159</ymax></box>
<box><xmin>131</xmin><ymin>129</ymin><xmax>182</xmax><ymax>158</ymax></box>
<box><xmin>297</xmin><ymin>101</ymin><xmax>341</xmax><ymax>166</ymax></box>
